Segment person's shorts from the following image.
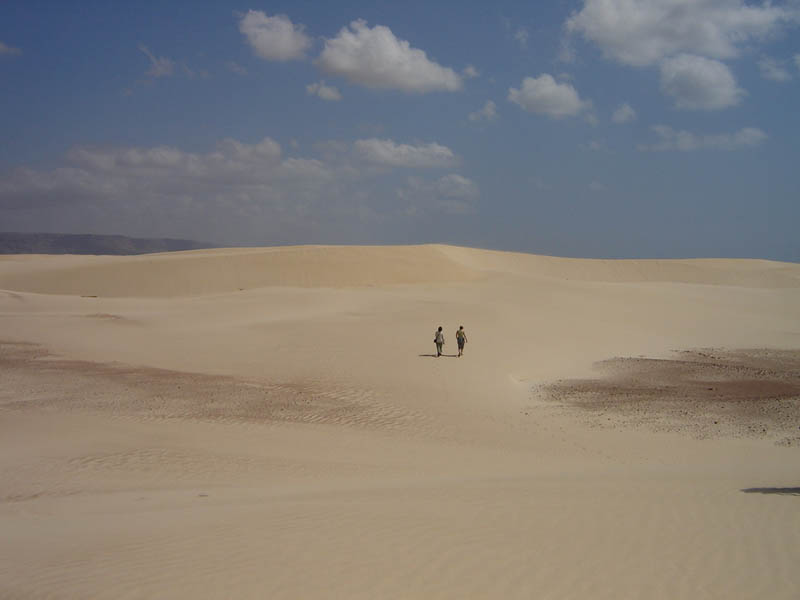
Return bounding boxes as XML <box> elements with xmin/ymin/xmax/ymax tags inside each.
<box><xmin>457</xmin><ymin>339</ymin><xmax>465</xmax><ymax>349</ymax></box>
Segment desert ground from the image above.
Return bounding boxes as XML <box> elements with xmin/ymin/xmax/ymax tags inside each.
<box><xmin>1</xmin><ymin>244</ymin><xmax>799</xmax><ymax>599</ymax></box>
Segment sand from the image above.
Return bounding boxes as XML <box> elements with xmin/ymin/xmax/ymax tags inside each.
<box><xmin>1</xmin><ymin>244</ymin><xmax>799</xmax><ymax>599</ymax></box>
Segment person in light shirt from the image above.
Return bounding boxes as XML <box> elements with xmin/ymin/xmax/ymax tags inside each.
<box><xmin>434</xmin><ymin>326</ymin><xmax>445</xmax><ymax>357</ymax></box>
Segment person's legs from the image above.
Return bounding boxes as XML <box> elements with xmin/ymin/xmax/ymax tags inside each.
<box><xmin>436</xmin><ymin>343</ymin><xmax>443</xmax><ymax>356</ymax></box>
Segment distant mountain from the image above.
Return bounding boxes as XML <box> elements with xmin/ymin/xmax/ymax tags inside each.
<box><xmin>0</xmin><ymin>233</ymin><xmax>216</xmax><ymax>255</ymax></box>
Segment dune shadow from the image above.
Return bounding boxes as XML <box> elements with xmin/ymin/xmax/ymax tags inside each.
<box><xmin>741</xmin><ymin>487</ymin><xmax>800</xmax><ymax>496</ymax></box>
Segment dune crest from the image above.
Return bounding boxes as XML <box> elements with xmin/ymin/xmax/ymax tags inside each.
<box><xmin>0</xmin><ymin>245</ymin><xmax>483</xmax><ymax>297</ymax></box>
<box><xmin>0</xmin><ymin>244</ymin><xmax>797</xmax><ymax>298</ymax></box>
<box><xmin>439</xmin><ymin>245</ymin><xmax>800</xmax><ymax>288</ymax></box>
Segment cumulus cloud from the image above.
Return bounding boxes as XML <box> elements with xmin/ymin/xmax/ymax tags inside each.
<box><xmin>639</xmin><ymin>125</ymin><xmax>767</xmax><ymax>151</ymax></box>
<box><xmin>612</xmin><ymin>102</ymin><xmax>637</xmax><ymax>123</ymax></box>
<box><xmin>138</xmin><ymin>44</ymin><xmax>175</xmax><ymax>78</ymax></box>
<box><xmin>316</xmin><ymin>20</ymin><xmax>462</xmax><ymax>93</ymax></box>
<box><xmin>0</xmin><ymin>136</ymin><xmax>476</xmax><ymax>243</ymax></box>
<box><xmin>396</xmin><ymin>174</ymin><xmax>478</xmax><ymax>215</ymax></box>
<box><xmin>434</xmin><ymin>173</ymin><xmax>478</xmax><ymax>198</ymax></box>
<box><xmin>0</xmin><ymin>41</ymin><xmax>22</xmax><ymax>56</ymax></box>
<box><xmin>758</xmin><ymin>56</ymin><xmax>792</xmax><ymax>81</ymax></box>
<box><xmin>659</xmin><ymin>54</ymin><xmax>744</xmax><ymax>110</ymax></box>
<box><xmin>0</xmin><ymin>137</ymin><xmax>285</xmax><ymax>213</ymax></box>
<box><xmin>566</xmin><ymin>0</ymin><xmax>799</xmax><ymax>67</ymax></box>
<box><xmin>354</xmin><ymin>138</ymin><xmax>457</xmax><ymax>168</ymax></box>
<box><xmin>508</xmin><ymin>74</ymin><xmax>590</xmax><ymax>118</ymax></box>
<box><xmin>239</xmin><ymin>10</ymin><xmax>311</xmax><ymax>61</ymax></box>
<box><xmin>468</xmin><ymin>100</ymin><xmax>497</xmax><ymax>122</ymax></box>
<box><xmin>306</xmin><ymin>80</ymin><xmax>342</xmax><ymax>101</ymax></box>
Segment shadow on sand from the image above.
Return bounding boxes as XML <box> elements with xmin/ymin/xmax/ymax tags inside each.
<box><xmin>741</xmin><ymin>487</ymin><xmax>800</xmax><ymax>496</ymax></box>
<box><xmin>418</xmin><ymin>354</ymin><xmax>458</xmax><ymax>358</ymax></box>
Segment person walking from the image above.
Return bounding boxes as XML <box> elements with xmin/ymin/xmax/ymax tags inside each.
<box><xmin>456</xmin><ymin>325</ymin><xmax>468</xmax><ymax>357</ymax></box>
<box><xmin>434</xmin><ymin>326</ymin><xmax>445</xmax><ymax>357</ymax></box>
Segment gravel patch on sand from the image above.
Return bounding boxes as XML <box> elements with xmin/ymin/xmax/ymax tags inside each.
<box><xmin>539</xmin><ymin>349</ymin><xmax>800</xmax><ymax>445</ymax></box>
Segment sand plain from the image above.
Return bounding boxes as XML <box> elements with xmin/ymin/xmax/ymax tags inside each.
<box><xmin>1</xmin><ymin>244</ymin><xmax>799</xmax><ymax>599</ymax></box>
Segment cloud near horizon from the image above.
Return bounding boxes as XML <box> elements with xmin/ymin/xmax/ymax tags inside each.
<box><xmin>396</xmin><ymin>174</ymin><xmax>478</xmax><ymax>216</ymax></box>
<box><xmin>639</xmin><ymin>125</ymin><xmax>767</xmax><ymax>152</ymax></box>
<box><xmin>354</xmin><ymin>138</ymin><xmax>458</xmax><ymax>168</ymax></box>
<box><xmin>0</xmin><ymin>41</ymin><xmax>22</xmax><ymax>56</ymax></box>
<box><xmin>316</xmin><ymin>20</ymin><xmax>462</xmax><ymax>93</ymax></box>
<box><xmin>0</xmin><ymin>136</ymin><xmax>472</xmax><ymax>242</ymax></box>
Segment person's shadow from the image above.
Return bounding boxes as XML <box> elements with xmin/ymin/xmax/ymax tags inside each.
<box><xmin>741</xmin><ymin>487</ymin><xmax>800</xmax><ymax>496</ymax></box>
<box><xmin>418</xmin><ymin>353</ymin><xmax>457</xmax><ymax>358</ymax></box>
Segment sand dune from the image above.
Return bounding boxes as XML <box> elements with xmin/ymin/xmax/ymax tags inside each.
<box><xmin>1</xmin><ymin>244</ymin><xmax>797</xmax><ymax>298</ymax></box>
<box><xmin>1</xmin><ymin>245</ymin><xmax>799</xmax><ymax>599</ymax></box>
<box><xmin>0</xmin><ymin>245</ymin><xmax>484</xmax><ymax>297</ymax></box>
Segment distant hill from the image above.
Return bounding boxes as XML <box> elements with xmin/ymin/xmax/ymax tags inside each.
<box><xmin>0</xmin><ymin>233</ymin><xmax>216</xmax><ymax>255</ymax></box>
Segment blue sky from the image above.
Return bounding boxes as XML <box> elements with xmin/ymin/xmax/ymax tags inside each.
<box><xmin>1</xmin><ymin>0</ymin><xmax>799</xmax><ymax>260</ymax></box>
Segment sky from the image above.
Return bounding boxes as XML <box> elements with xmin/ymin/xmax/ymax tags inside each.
<box><xmin>1</xmin><ymin>0</ymin><xmax>799</xmax><ymax>260</ymax></box>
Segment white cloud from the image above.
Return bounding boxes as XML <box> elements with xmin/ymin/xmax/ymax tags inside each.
<box><xmin>0</xmin><ymin>136</ymin><xmax>475</xmax><ymax>242</ymax></box>
<box><xmin>463</xmin><ymin>64</ymin><xmax>479</xmax><ymax>78</ymax></box>
<box><xmin>659</xmin><ymin>54</ymin><xmax>743</xmax><ymax>110</ymax></box>
<box><xmin>316</xmin><ymin>20</ymin><xmax>462</xmax><ymax>93</ymax></box>
<box><xmin>434</xmin><ymin>173</ymin><xmax>478</xmax><ymax>198</ymax></box>
<box><xmin>758</xmin><ymin>56</ymin><xmax>792</xmax><ymax>82</ymax></box>
<box><xmin>508</xmin><ymin>74</ymin><xmax>590</xmax><ymax>118</ymax></box>
<box><xmin>514</xmin><ymin>28</ymin><xmax>529</xmax><ymax>48</ymax></box>
<box><xmin>612</xmin><ymin>102</ymin><xmax>637</xmax><ymax>123</ymax></box>
<box><xmin>396</xmin><ymin>174</ymin><xmax>478</xmax><ymax>215</ymax></box>
<box><xmin>639</xmin><ymin>125</ymin><xmax>767</xmax><ymax>151</ymax></box>
<box><xmin>0</xmin><ymin>137</ymin><xmax>290</xmax><ymax>215</ymax></box>
<box><xmin>239</xmin><ymin>10</ymin><xmax>311</xmax><ymax>61</ymax></box>
<box><xmin>566</xmin><ymin>0</ymin><xmax>799</xmax><ymax>67</ymax></box>
<box><xmin>468</xmin><ymin>100</ymin><xmax>497</xmax><ymax>122</ymax></box>
<box><xmin>306</xmin><ymin>81</ymin><xmax>342</xmax><ymax>101</ymax></box>
<box><xmin>138</xmin><ymin>44</ymin><xmax>175</xmax><ymax>78</ymax></box>
<box><xmin>354</xmin><ymin>139</ymin><xmax>457</xmax><ymax>168</ymax></box>
<box><xmin>0</xmin><ymin>41</ymin><xmax>22</xmax><ymax>56</ymax></box>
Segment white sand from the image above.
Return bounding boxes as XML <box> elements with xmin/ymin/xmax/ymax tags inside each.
<box><xmin>1</xmin><ymin>244</ymin><xmax>799</xmax><ymax>599</ymax></box>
